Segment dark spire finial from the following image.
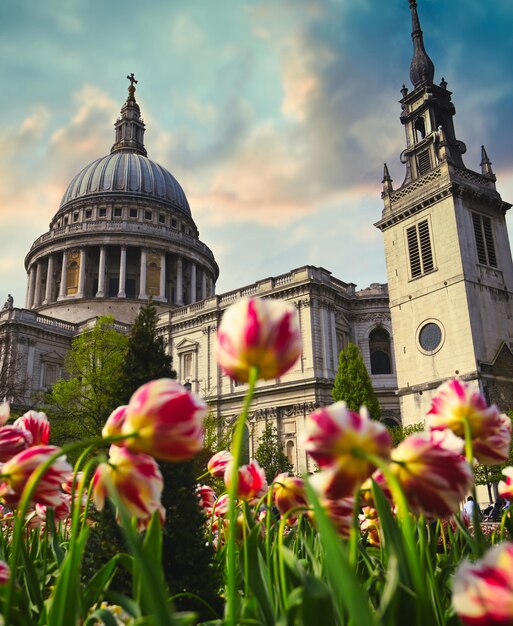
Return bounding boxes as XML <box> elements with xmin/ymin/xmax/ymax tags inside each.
<box><xmin>408</xmin><ymin>0</ymin><xmax>435</xmax><ymax>88</ymax></box>
<box><xmin>382</xmin><ymin>163</ymin><xmax>394</xmax><ymax>197</ymax></box>
<box><xmin>480</xmin><ymin>145</ymin><xmax>496</xmax><ymax>180</ymax></box>
<box><xmin>127</xmin><ymin>73</ymin><xmax>138</xmax><ymax>87</ymax></box>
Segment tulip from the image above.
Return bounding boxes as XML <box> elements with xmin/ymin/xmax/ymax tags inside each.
<box><xmin>453</xmin><ymin>542</ymin><xmax>513</xmax><ymax>626</ymax></box>
<box><xmin>213</xmin><ymin>493</ymin><xmax>230</xmax><ymax>517</ymax></box>
<box><xmin>359</xmin><ymin>506</ymin><xmax>382</xmax><ymax>547</ymax></box>
<box><xmin>92</xmin><ymin>445</ymin><xmax>164</xmax><ymax>526</ymax></box>
<box><xmin>0</xmin><ymin>426</ymin><xmax>33</xmax><ymax>462</ymax></box>
<box><xmin>121</xmin><ymin>379</ymin><xmax>207</xmax><ymax>462</ymax></box>
<box><xmin>207</xmin><ymin>450</ymin><xmax>233</xmax><ymax>478</ymax></box>
<box><xmin>35</xmin><ymin>493</ymin><xmax>71</xmax><ymax>522</ymax></box>
<box><xmin>308</xmin><ymin>497</ymin><xmax>354</xmax><ymax>538</ymax></box>
<box><xmin>216</xmin><ymin>297</ymin><xmax>302</xmax><ymax>382</ymax></box>
<box><xmin>0</xmin><ymin>402</ymin><xmax>10</xmax><ymax>426</ymax></box>
<box><xmin>304</xmin><ymin>403</ymin><xmax>392</xmax><ymax>498</ymax></box>
<box><xmin>14</xmin><ymin>411</ymin><xmax>50</xmax><ymax>446</ymax></box>
<box><xmin>196</xmin><ymin>484</ymin><xmax>217</xmax><ymax>513</ymax></box>
<box><xmin>102</xmin><ymin>405</ymin><xmax>128</xmax><ymax>440</ymax></box>
<box><xmin>0</xmin><ymin>560</ymin><xmax>10</xmax><ymax>585</ymax></box>
<box><xmin>273</xmin><ymin>473</ymin><xmax>308</xmax><ymax>519</ymax></box>
<box><xmin>1</xmin><ymin>445</ymin><xmax>72</xmax><ymax>508</ymax></box>
<box><xmin>428</xmin><ymin>379</ymin><xmax>501</xmax><ymax>439</ymax></box>
<box><xmin>388</xmin><ymin>432</ymin><xmax>473</xmax><ymax>518</ymax></box>
<box><xmin>224</xmin><ymin>459</ymin><xmax>268</xmax><ymax>503</ymax></box>
<box><xmin>498</xmin><ymin>467</ymin><xmax>513</xmax><ymax>502</ymax></box>
<box><xmin>473</xmin><ymin>413</ymin><xmax>512</xmax><ymax>465</ymax></box>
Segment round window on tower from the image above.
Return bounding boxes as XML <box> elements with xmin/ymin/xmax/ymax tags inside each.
<box><xmin>417</xmin><ymin>320</ymin><xmax>445</xmax><ymax>355</ymax></box>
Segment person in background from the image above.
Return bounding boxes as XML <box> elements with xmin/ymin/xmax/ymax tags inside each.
<box><xmin>463</xmin><ymin>496</ymin><xmax>481</xmax><ymax>522</ymax></box>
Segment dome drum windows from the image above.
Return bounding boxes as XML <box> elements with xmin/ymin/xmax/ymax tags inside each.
<box><xmin>369</xmin><ymin>328</ymin><xmax>392</xmax><ymax>375</ymax></box>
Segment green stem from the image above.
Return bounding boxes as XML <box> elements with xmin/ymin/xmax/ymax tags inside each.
<box><xmin>226</xmin><ymin>367</ymin><xmax>258</xmax><ymax>626</ymax></box>
<box><xmin>461</xmin><ymin>416</ymin><xmax>485</xmax><ymax>556</ymax></box>
<box><xmin>3</xmin><ymin>432</ymin><xmax>135</xmax><ymax>623</ymax></box>
<box><xmin>348</xmin><ymin>487</ymin><xmax>361</xmax><ymax>569</ymax></box>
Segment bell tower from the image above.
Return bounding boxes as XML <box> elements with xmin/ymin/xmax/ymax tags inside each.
<box><xmin>375</xmin><ymin>0</ymin><xmax>513</xmax><ymax>423</ymax></box>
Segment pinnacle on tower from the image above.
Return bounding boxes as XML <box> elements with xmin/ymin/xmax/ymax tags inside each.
<box><xmin>111</xmin><ymin>73</ymin><xmax>147</xmax><ymax>156</ymax></box>
<box><xmin>381</xmin><ymin>163</ymin><xmax>393</xmax><ymax>197</ymax></box>
<box><xmin>480</xmin><ymin>145</ymin><xmax>496</xmax><ymax>180</ymax></box>
<box><xmin>408</xmin><ymin>0</ymin><xmax>435</xmax><ymax>88</ymax></box>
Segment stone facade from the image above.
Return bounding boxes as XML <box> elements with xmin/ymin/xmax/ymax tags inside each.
<box><xmin>375</xmin><ymin>1</ymin><xmax>513</xmax><ymax>424</ymax></box>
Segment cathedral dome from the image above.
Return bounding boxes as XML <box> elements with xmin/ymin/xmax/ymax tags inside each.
<box><xmin>59</xmin><ymin>152</ymin><xmax>191</xmax><ymax>218</ymax></box>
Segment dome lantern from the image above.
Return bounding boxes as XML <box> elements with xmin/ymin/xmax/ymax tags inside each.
<box><xmin>111</xmin><ymin>73</ymin><xmax>147</xmax><ymax>157</ymax></box>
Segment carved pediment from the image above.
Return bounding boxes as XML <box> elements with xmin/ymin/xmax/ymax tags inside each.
<box><xmin>175</xmin><ymin>338</ymin><xmax>199</xmax><ymax>352</ymax></box>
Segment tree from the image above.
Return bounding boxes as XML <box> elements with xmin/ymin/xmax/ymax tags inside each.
<box><xmin>387</xmin><ymin>422</ymin><xmax>425</xmax><ymax>448</ymax></box>
<box><xmin>116</xmin><ymin>301</ymin><xmax>221</xmax><ymax>617</ymax></box>
<box><xmin>118</xmin><ymin>301</ymin><xmax>175</xmax><ymax>403</ymax></box>
<box><xmin>332</xmin><ymin>343</ymin><xmax>381</xmax><ymax>420</ymax></box>
<box><xmin>45</xmin><ymin>316</ymin><xmax>128</xmax><ymax>443</ymax></box>
<box><xmin>255</xmin><ymin>421</ymin><xmax>293</xmax><ymax>483</ymax></box>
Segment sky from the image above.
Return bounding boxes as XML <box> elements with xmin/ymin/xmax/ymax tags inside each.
<box><xmin>1</xmin><ymin>0</ymin><xmax>513</xmax><ymax>306</ymax></box>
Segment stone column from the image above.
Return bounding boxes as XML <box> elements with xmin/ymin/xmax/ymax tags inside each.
<box><xmin>77</xmin><ymin>248</ymin><xmax>86</xmax><ymax>297</ymax></box>
<box><xmin>159</xmin><ymin>253</ymin><xmax>166</xmax><ymax>301</ymax></box>
<box><xmin>58</xmin><ymin>250</ymin><xmax>68</xmax><ymax>300</ymax></box>
<box><xmin>190</xmin><ymin>263</ymin><xmax>196</xmax><ymax>304</ymax></box>
<box><xmin>33</xmin><ymin>262</ymin><xmax>42</xmax><ymax>308</ymax></box>
<box><xmin>118</xmin><ymin>246</ymin><xmax>127</xmax><ymax>297</ymax></box>
<box><xmin>43</xmin><ymin>255</ymin><xmax>54</xmax><ymax>305</ymax></box>
<box><xmin>96</xmin><ymin>246</ymin><xmax>106</xmax><ymax>297</ymax></box>
<box><xmin>139</xmin><ymin>249</ymin><xmax>147</xmax><ymax>299</ymax></box>
<box><xmin>201</xmin><ymin>270</ymin><xmax>207</xmax><ymax>301</ymax></box>
<box><xmin>176</xmin><ymin>256</ymin><xmax>183</xmax><ymax>305</ymax></box>
<box><xmin>26</xmin><ymin>265</ymin><xmax>36</xmax><ymax>308</ymax></box>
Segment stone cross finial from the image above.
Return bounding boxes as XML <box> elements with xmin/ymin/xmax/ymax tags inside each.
<box><xmin>127</xmin><ymin>73</ymin><xmax>138</xmax><ymax>87</ymax></box>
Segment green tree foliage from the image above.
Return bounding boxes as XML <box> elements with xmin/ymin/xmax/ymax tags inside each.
<box><xmin>332</xmin><ymin>343</ymin><xmax>381</xmax><ymax>420</ymax></box>
<box><xmin>45</xmin><ymin>316</ymin><xmax>128</xmax><ymax>443</ymax></box>
<box><xmin>387</xmin><ymin>422</ymin><xmax>425</xmax><ymax>448</ymax></box>
<box><xmin>255</xmin><ymin>421</ymin><xmax>293</xmax><ymax>483</ymax></box>
<box><xmin>119</xmin><ymin>301</ymin><xmax>175</xmax><ymax>403</ymax></box>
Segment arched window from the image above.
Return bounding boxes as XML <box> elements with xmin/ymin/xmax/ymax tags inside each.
<box><xmin>414</xmin><ymin>116</ymin><xmax>426</xmax><ymax>141</ymax></box>
<box><xmin>286</xmin><ymin>440</ymin><xmax>295</xmax><ymax>467</ymax></box>
<box><xmin>369</xmin><ymin>328</ymin><xmax>392</xmax><ymax>375</ymax></box>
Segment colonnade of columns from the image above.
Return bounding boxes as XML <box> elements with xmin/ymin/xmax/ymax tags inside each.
<box><xmin>25</xmin><ymin>245</ymin><xmax>213</xmax><ymax>309</ymax></box>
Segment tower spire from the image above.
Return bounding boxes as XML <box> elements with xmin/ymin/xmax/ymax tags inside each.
<box><xmin>480</xmin><ymin>145</ymin><xmax>496</xmax><ymax>180</ymax></box>
<box><xmin>382</xmin><ymin>163</ymin><xmax>393</xmax><ymax>197</ymax></box>
<box><xmin>408</xmin><ymin>0</ymin><xmax>435</xmax><ymax>88</ymax></box>
<box><xmin>111</xmin><ymin>73</ymin><xmax>147</xmax><ymax>156</ymax></box>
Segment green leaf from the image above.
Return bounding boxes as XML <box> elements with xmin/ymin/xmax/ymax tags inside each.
<box><xmin>82</xmin><ymin>555</ymin><xmax>121</xmax><ymax>611</ymax></box>
<box><xmin>243</xmin><ymin>525</ymin><xmax>275</xmax><ymax>626</ymax></box>
<box><xmin>84</xmin><ymin>607</ymin><xmax>122</xmax><ymax>626</ymax></box>
<box><xmin>19</xmin><ymin>538</ymin><xmax>45</xmax><ymax>613</ymax></box>
<box><xmin>305</xmin><ymin>481</ymin><xmax>377</xmax><ymax>626</ymax></box>
<box><xmin>300</xmin><ymin>575</ymin><xmax>337</xmax><ymax>626</ymax></box>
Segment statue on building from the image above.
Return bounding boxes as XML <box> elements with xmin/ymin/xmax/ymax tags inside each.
<box><xmin>2</xmin><ymin>294</ymin><xmax>13</xmax><ymax>310</ymax></box>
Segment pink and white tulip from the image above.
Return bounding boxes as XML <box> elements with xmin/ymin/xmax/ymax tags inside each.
<box><xmin>0</xmin><ymin>402</ymin><xmax>10</xmax><ymax>426</ymax></box>
<box><xmin>273</xmin><ymin>473</ymin><xmax>308</xmax><ymax>521</ymax></box>
<box><xmin>499</xmin><ymin>467</ymin><xmax>513</xmax><ymax>502</ymax></box>
<box><xmin>121</xmin><ymin>378</ymin><xmax>207</xmax><ymax>462</ymax></box>
<box><xmin>0</xmin><ymin>560</ymin><xmax>10</xmax><ymax>585</ymax></box>
<box><xmin>207</xmin><ymin>450</ymin><xmax>233</xmax><ymax>478</ymax></box>
<box><xmin>92</xmin><ymin>445</ymin><xmax>164</xmax><ymax>527</ymax></box>
<box><xmin>224</xmin><ymin>459</ymin><xmax>268</xmax><ymax>502</ymax></box>
<box><xmin>428</xmin><ymin>379</ymin><xmax>501</xmax><ymax>439</ymax></box>
<box><xmin>0</xmin><ymin>425</ymin><xmax>33</xmax><ymax>462</ymax></box>
<box><xmin>14</xmin><ymin>410</ymin><xmax>50</xmax><ymax>446</ymax></box>
<box><xmin>216</xmin><ymin>297</ymin><xmax>302</xmax><ymax>382</ymax></box>
<box><xmin>1</xmin><ymin>445</ymin><xmax>72</xmax><ymax>508</ymax></box>
<box><xmin>308</xmin><ymin>497</ymin><xmax>354</xmax><ymax>538</ymax></box>
<box><xmin>453</xmin><ymin>542</ymin><xmax>513</xmax><ymax>626</ymax></box>
<box><xmin>102</xmin><ymin>405</ymin><xmax>128</xmax><ymax>440</ymax></box>
<box><xmin>388</xmin><ymin>432</ymin><xmax>472</xmax><ymax>518</ymax></box>
<box><xmin>196</xmin><ymin>484</ymin><xmax>217</xmax><ymax>513</ymax></box>
<box><xmin>305</xmin><ymin>403</ymin><xmax>392</xmax><ymax>498</ymax></box>
<box><xmin>472</xmin><ymin>413</ymin><xmax>512</xmax><ymax>465</ymax></box>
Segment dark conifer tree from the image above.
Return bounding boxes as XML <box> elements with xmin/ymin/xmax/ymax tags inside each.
<box><xmin>332</xmin><ymin>343</ymin><xmax>381</xmax><ymax>420</ymax></box>
<box><xmin>119</xmin><ymin>301</ymin><xmax>222</xmax><ymax>618</ymax></box>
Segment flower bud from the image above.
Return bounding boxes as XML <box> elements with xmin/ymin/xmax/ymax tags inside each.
<box><xmin>102</xmin><ymin>405</ymin><xmax>128</xmax><ymax>440</ymax></box>
<box><xmin>207</xmin><ymin>450</ymin><xmax>233</xmax><ymax>478</ymax></box>
<box><xmin>224</xmin><ymin>460</ymin><xmax>268</xmax><ymax>503</ymax></box>
<box><xmin>216</xmin><ymin>297</ymin><xmax>302</xmax><ymax>382</ymax></box>
<box><xmin>122</xmin><ymin>379</ymin><xmax>207</xmax><ymax>462</ymax></box>
<box><xmin>0</xmin><ymin>426</ymin><xmax>33</xmax><ymax>462</ymax></box>
<box><xmin>14</xmin><ymin>411</ymin><xmax>50</xmax><ymax>446</ymax></box>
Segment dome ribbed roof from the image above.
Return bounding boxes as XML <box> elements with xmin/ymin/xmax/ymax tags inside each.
<box><xmin>59</xmin><ymin>152</ymin><xmax>191</xmax><ymax>217</ymax></box>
